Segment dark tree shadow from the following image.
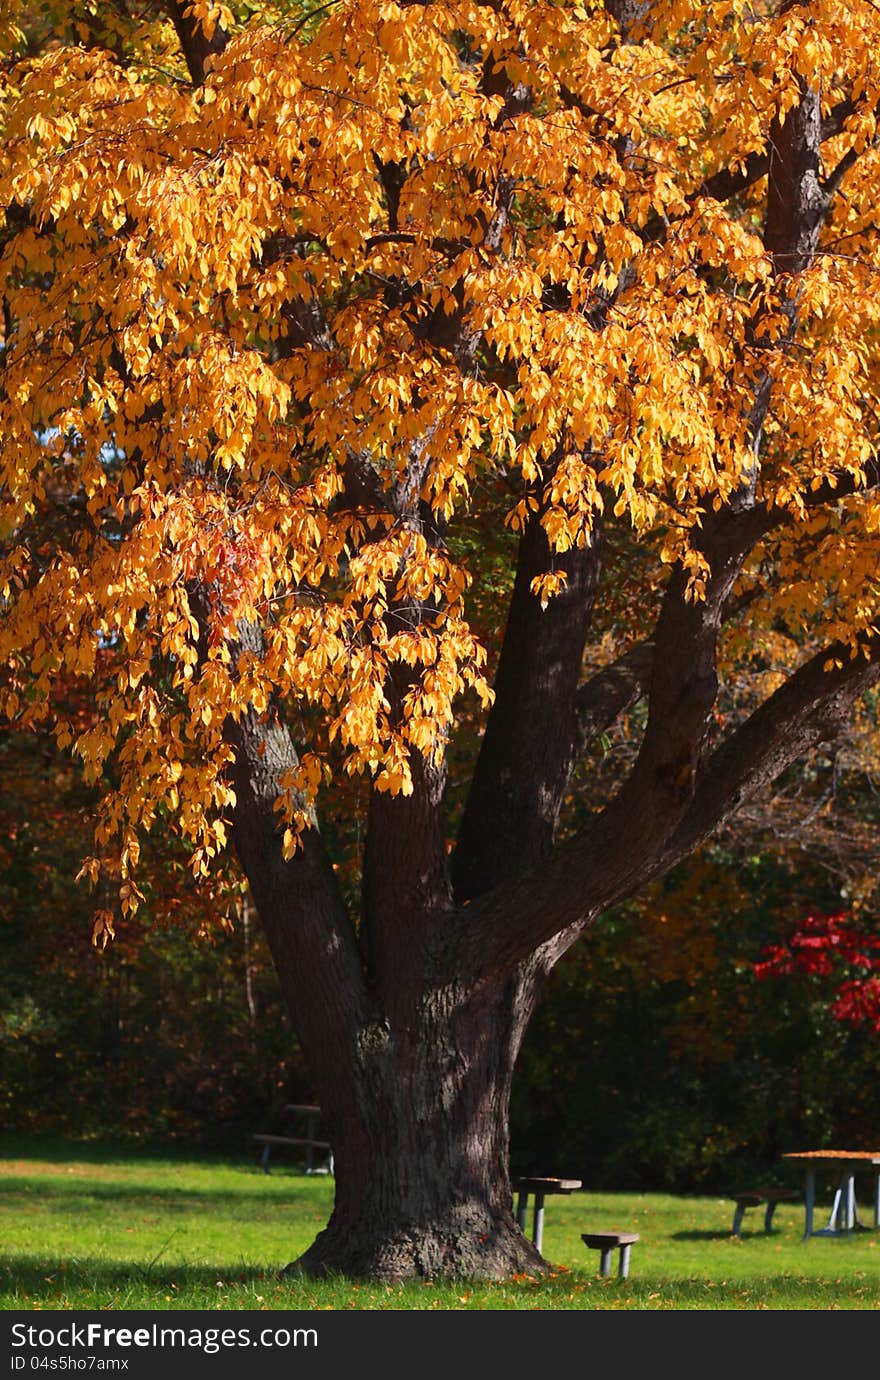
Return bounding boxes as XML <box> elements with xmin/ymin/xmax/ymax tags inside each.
<box><xmin>671</xmin><ymin>1229</ymin><xmax>742</xmax><ymax>1241</ymax></box>
<box><xmin>0</xmin><ymin>1176</ymin><xmax>322</xmax><ymax>1210</ymax></box>
<box><xmin>0</xmin><ymin>1254</ymin><xmax>278</xmax><ymax>1299</ymax></box>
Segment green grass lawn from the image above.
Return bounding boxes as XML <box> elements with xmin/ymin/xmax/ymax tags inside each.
<box><xmin>2</xmin><ymin>1135</ymin><xmax>879</xmax><ymax>1310</ymax></box>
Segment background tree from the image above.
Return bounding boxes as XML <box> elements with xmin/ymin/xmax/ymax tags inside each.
<box><xmin>3</xmin><ymin>0</ymin><xmax>880</xmax><ymax>1279</ymax></box>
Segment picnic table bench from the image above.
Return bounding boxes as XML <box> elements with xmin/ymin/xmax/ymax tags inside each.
<box><xmin>253</xmin><ymin>1104</ymin><xmax>334</xmax><ymax>1175</ymax></box>
<box><xmin>513</xmin><ymin>1176</ymin><xmax>582</xmax><ymax>1253</ymax></box>
<box><xmin>581</xmin><ymin>1230</ymin><xmax>639</xmax><ymax>1279</ymax></box>
<box><xmin>730</xmin><ymin>1186</ymin><xmax>799</xmax><ymax>1237</ymax></box>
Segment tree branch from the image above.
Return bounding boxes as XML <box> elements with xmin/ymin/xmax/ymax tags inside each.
<box><xmin>574</xmin><ymin>640</ymin><xmax>654</xmax><ymax>751</ymax></box>
<box><xmin>181</xmin><ymin>592</ymin><xmax>370</xmax><ymax>1101</ymax></box>
<box><xmin>661</xmin><ymin>636</ymin><xmax>880</xmax><ymax>868</ymax></box>
<box><xmin>442</xmin><ymin>68</ymin><xmax>862</xmax><ymax>985</ymax></box>
<box><xmin>452</xmin><ymin>493</ymin><xmax>603</xmax><ymax>904</ymax></box>
<box><xmin>360</xmin><ymin>446</ymin><xmax>454</xmax><ymax>1007</ymax></box>
<box><xmin>446</xmin><ymin>634</ymin><xmax>880</xmax><ymax>987</ymax></box>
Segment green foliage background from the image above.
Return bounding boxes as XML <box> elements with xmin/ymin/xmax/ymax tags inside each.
<box><xmin>3</xmin><ymin>725</ymin><xmax>879</xmax><ymax>1188</ymax></box>
<box><xmin>0</xmin><ymin>730</ymin><xmax>311</xmax><ymax>1149</ymax></box>
<box><xmin>513</xmin><ymin>853</ymin><xmax>880</xmax><ymax>1190</ymax></box>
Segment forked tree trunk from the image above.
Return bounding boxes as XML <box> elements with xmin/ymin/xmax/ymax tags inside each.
<box><xmin>225</xmin><ymin>664</ymin><xmax>566</xmax><ymax>1278</ymax></box>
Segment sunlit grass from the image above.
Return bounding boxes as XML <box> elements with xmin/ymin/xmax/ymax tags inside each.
<box><xmin>2</xmin><ymin>1136</ymin><xmax>879</xmax><ymax>1309</ymax></box>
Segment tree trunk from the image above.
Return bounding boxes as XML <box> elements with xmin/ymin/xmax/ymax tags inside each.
<box><xmin>227</xmin><ymin>689</ymin><xmax>564</xmax><ymax>1280</ymax></box>
<box><xmin>283</xmin><ymin>966</ymin><xmax>549</xmax><ymax>1280</ymax></box>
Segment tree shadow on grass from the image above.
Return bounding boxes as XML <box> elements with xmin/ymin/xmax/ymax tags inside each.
<box><xmin>0</xmin><ymin>1176</ymin><xmax>330</xmax><ymax>1212</ymax></box>
<box><xmin>0</xmin><ymin>1136</ymin><xmax>328</xmax><ymax>1186</ymax></box>
<box><xmin>0</xmin><ymin>1253</ymin><xmax>278</xmax><ymax>1300</ymax></box>
<box><xmin>0</xmin><ymin>1135</ymin><xmax>238</xmax><ymax>1166</ymax></box>
<box><xmin>670</xmin><ymin>1229</ymin><xmax>738</xmax><ymax>1241</ymax></box>
<box><xmin>4</xmin><ymin>1258</ymin><xmax>880</xmax><ymax>1308</ymax></box>
<box><xmin>1</xmin><ymin>1139</ymin><xmax>311</xmax><ymax>1181</ymax></box>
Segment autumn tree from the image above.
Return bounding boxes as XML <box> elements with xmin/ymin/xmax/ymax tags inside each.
<box><xmin>3</xmin><ymin>0</ymin><xmax>880</xmax><ymax>1278</ymax></box>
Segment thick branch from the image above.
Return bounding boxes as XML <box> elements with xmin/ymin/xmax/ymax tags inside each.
<box><xmin>574</xmin><ymin>640</ymin><xmax>653</xmax><ymax>750</ymax></box>
<box><xmin>619</xmin><ymin>77</ymin><xmax>834</xmax><ymax>826</ymax></box>
<box><xmin>361</xmin><ymin>449</ymin><xmax>453</xmax><ymax>1004</ymax></box>
<box><xmin>692</xmin><ymin>100</ymin><xmax>857</xmax><ymax>207</ymax></box>
<box><xmin>661</xmin><ymin>638</ymin><xmax>880</xmax><ymax>868</ymax></box>
<box><xmin>452</xmin><ymin>509</ymin><xmax>603</xmax><ymax>903</ymax></box>
<box><xmin>445</xmin><ymin>636</ymin><xmax>880</xmax><ymax>987</ymax></box>
<box><xmin>764</xmin><ymin>79</ymin><xmax>828</xmax><ymax>274</ymax></box>
<box><xmin>225</xmin><ymin>703</ymin><xmax>377</xmax><ymax>1129</ymax></box>
<box><xmin>442</xmin><ymin>72</ymin><xmax>855</xmax><ymax>984</ymax></box>
<box><xmin>568</xmin><ymin>449</ymin><xmax>880</xmax><ymax>755</ymax></box>
<box><xmin>454</xmin><ymin>65</ymin><xmax>851</xmax><ymax>912</ymax></box>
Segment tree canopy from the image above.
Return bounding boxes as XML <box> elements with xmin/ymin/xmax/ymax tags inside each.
<box><xmin>3</xmin><ymin>0</ymin><xmax>880</xmax><ymax>1278</ymax></box>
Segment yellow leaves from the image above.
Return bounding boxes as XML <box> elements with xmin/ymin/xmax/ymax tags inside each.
<box><xmin>683</xmin><ymin>200</ymin><xmax>770</xmax><ymax>283</ymax></box>
<box><xmin>371</xmin><ymin>740</ymin><xmax>414</xmax><ymax>796</ymax></box>
<box><xmin>3</xmin><ymin>0</ymin><xmax>880</xmax><ymax>913</ymax></box>
<box><xmin>531</xmin><ymin>569</ymin><xmax>568</xmax><ymax>610</ymax></box>
<box><xmin>91</xmin><ymin>911</ymin><xmax>116</xmax><ymax>951</ymax></box>
<box><xmin>0</xmin><ymin>10</ymin><xmax>25</xmax><ymax>55</ymax></box>
<box><xmin>76</xmin><ymin>857</ymin><xmax>101</xmax><ymax>887</ymax></box>
<box><xmin>602</xmin><ymin>222</ymin><xmax>643</xmax><ymax>274</ymax></box>
<box><xmin>24</xmin><ymin>109</ymin><xmax>78</xmax><ymax>148</ymax></box>
<box><xmin>118</xmin><ymin>878</ymin><xmax>145</xmax><ymax>919</ymax></box>
<box><xmin>184</xmin><ymin>2</ymin><xmax>233</xmax><ymax>45</ymax></box>
<box><xmin>680</xmin><ymin>547</ymin><xmax>712</xmax><ymax>603</ymax></box>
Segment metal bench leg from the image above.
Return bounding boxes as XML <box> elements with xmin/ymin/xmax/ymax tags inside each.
<box><xmin>804</xmin><ymin>1168</ymin><xmax>815</xmax><ymax>1239</ymax></box>
<box><xmin>828</xmin><ymin>1182</ymin><xmax>844</xmax><ymax>1232</ymax></box>
<box><xmin>533</xmin><ymin>1195</ymin><xmax>546</xmax><ymax>1253</ymax></box>
<box><xmin>260</xmin><ymin>1142</ymin><xmax>271</xmax><ymax>1174</ymax></box>
<box><xmin>845</xmin><ymin>1175</ymin><xmax>856</xmax><ymax>1231</ymax></box>
<box><xmin>732</xmin><ymin>1204</ymin><xmax>747</xmax><ymax>1237</ymax></box>
<box><xmin>764</xmin><ymin>1202</ymin><xmax>777</xmax><ymax>1233</ymax></box>
<box><xmin>619</xmin><ymin>1245</ymin><xmax>632</xmax><ymax>1279</ymax></box>
<box><xmin>599</xmin><ymin>1248</ymin><xmax>612</xmax><ymax>1277</ymax></box>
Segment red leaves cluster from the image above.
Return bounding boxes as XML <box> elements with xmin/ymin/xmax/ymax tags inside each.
<box><xmin>202</xmin><ymin>533</ymin><xmax>264</xmax><ymax>644</ymax></box>
<box><xmin>753</xmin><ymin>911</ymin><xmax>880</xmax><ymax>1032</ymax></box>
<box><xmin>830</xmin><ymin>979</ymin><xmax>880</xmax><ymax>1030</ymax></box>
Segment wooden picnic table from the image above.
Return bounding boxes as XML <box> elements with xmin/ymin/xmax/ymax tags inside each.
<box><xmin>782</xmin><ymin>1150</ymin><xmax>880</xmax><ymax>1239</ymax></box>
<box><xmin>513</xmin><ymin>1176</ymin><xmax>582</xmax><ymax>1253</ymax></box>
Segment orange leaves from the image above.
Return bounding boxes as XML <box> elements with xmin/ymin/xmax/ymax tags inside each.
<box><xmin>683</xmin><ymin>200</ymin><xmax>770</xmax><ymax>284</ymax></box>
<box><xmin>184</xmin><ymin>2</ymin><xmax>232</xmax><ymax>45</ymax></box>
<box><xmin>91</xmin><ymin>911</ymin><xmax>116</xmax><ymax>951</ymax></box>
<box><xmin>3</xmin><ymin>0</ymin><xmax>880</xmax><ymax>928</ymax></box>
<box><xmin>530</xmin><ymin>569</ymin><xmax>568</xmax><ymax>611</ymax></box>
